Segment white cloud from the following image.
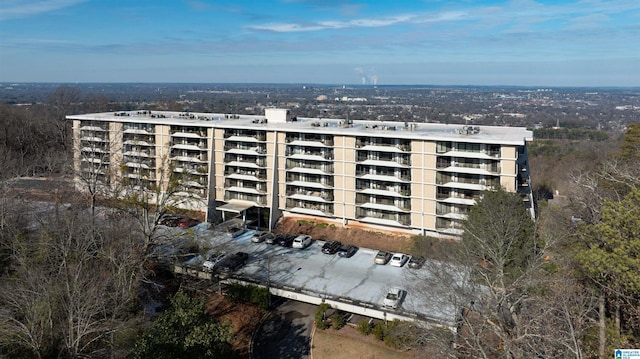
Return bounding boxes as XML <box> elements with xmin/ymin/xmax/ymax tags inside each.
<box><xmin>567</xmin><ymin>13</ymin><xmax>611</xmax><ymax>30</ymax></box>
<box><xmin>0</xmin><ymin>0</ymin><xmax>86</xmax><ymax>21</ymax></box>
<box><xmin>246</xmin><ymin>11</ymin><xmax>471</xmax><ymax>33</ymax></box>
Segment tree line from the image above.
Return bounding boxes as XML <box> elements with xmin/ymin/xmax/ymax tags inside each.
<box><xmin>1</xmin><ymin>86</ymin><xmax>638</xmax><ymax>357</ymax></box>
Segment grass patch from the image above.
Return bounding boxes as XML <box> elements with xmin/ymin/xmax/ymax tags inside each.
<box><xmin>312</xmin><ymin>329</ymin><xmax>412</xmax><ymax>359</ymax></box>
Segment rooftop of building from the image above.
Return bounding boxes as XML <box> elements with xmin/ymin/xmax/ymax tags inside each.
<box><xmin>68</xmin><ymin>109</ymin><xmax>533</xmax><ymax>145</ymax></box>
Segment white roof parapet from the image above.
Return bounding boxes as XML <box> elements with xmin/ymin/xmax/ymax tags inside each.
<box><xmin>67</xmin><ymin>108</ymin><xmax>533</xmax><ymax>145</ymax></box>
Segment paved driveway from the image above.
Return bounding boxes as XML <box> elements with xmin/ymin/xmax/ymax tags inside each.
<box><xmin>252</xmin><ymin>300</ymin><xmax>316</xmax><ymax>359</ymax></box>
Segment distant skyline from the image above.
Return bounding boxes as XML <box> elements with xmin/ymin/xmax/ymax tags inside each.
<box><xmin>0</xmin><ymin>0</ymin><xmax>638</xmax><ymax>87</ymax></box>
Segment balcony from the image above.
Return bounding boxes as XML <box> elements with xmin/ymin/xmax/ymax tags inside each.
<box><xmin>224</xmin><ymin>130</ymin><xmax>266</xmax><ymax>142</ymax></box>
<box><xmin>436</xmin><ymin>142</ymin><xmax>501</xmax><ymax>159</ymax></box>
<box><xmin>225</xmin><ymin>179</ymin><xmax>267</xmax><ymax>193</ymax></box>
<box><xmin>436</xmin><ymin>157</ymin><xmax>500</xmax><ymax>174</ymax></box>
<box><xmin>356</xmin><ymin>179</ymin><xmax>410</xmax><ymax>196</ymax></box>
<box><xmin>171</xmin><ymin>139</ymin><xmax>208</xmax><ymax>151</ymax></box>
<box><xmin>171</xmin><ymin>150</ymin><xmax>207</xmax><ymax>163</ymax></box>
<box><xmin>123</xmin><ymin>158</ymin><xmax>155</xmax><ymax>169</ymax></box>
<box><xmin>80</xmin><ymin>161</ymin><xmax>109</xmax><ymax>174</ymax></box>
<box><xmin>355</xmin><ymin>137</ymin><xmax>411</xmax><ymax>152</ymax></box>
<box><xmin>436</xmin><ymin>218</ymin><xmax>464</xmax><ymax>235</ymax></box>
<box><xmin>286</xmin><ymin>186</ymin><xmax>334</xmax><ymax>202</ymax></box>
<box><xmin>285</xmin><ymin>173</ymin><xmax>334</xmax><ymax>188</ymax></box>
<box><xmin>123</xmin><ymin>123</ymin><xmax>155</xmax><ymax>134</ymax></box>
<box><xmin>224</xmin><ymin>191</ymin><xmax>266</xmax><ymax>205</ymax></box>
<box><xmin>224</xmin><ymin>154</ymin><xmax>266</xmax><ymax>167</ymax></box>
<box><xmin>81</xmin><ymin>156</ymin><xmax>109</xmax><ymax>165</ymax></box>
<box><xmin>173</xmin><ymin>164</ymin><xmax>208</xmax><ymax>175</ymax></box>
<box><xmin>355</xmin><ymin>208</ymin><xmax>410</xmax><ymax>226</ymax></box>
<box><xmin>122</xmin><ymin>170</ymin><xmax>156</xmax><ymax>181</ymax></box>
<box><xmin>80</xmin><ymin>141</ymin><xmax>110</xmax><ymax>153</ymax></box>
<box><xmin>356</xmin><ymin>194</ymin><xmax>411</xmax><ymax>211</ymax></box>
<box><xmin>170</xmin><ymin>127</ymin><xmax>207</xmax><ymax>138</ymax></box>
<box><xmin>286</xmin><ymin>134</ymin><xmax>334</xmax><ymax>147</ymax></box>
<box><xmin>436</xmin><ymin>203</ymin><xmax>470</xmax><ymax>220</ymax></box>
<box><xmin>355</xmin><ymin>167</ymin><xmax>410</xmax><ymax>182</ymax></box>
<box><xmin>80</xmin><ymin>130</ymin><xmax>109</xmax><ymax>142</ymax></box>
<box><xmin>285</xmin><ymin>199</ymin><xmax>334</xmax><ymax>216</ymax></box>
<box><xmin>357</xmin><ymin>151</ymin><xmax>410</xmax><ymax>166</ymax></box>
<box><xmin>436</xmin><ymin>173</ymin><xmax>499</xmax><ymax>191</ymax></box>
<box><xmin>285</xmin><ymin>147</ymin><xmax>334</xmax><ymax>161</ymax></box>
<box><xmin>224</xmin><ymin>143</ymin><xmax>267</xmax><ymax>155</ymax></box>
<box><xmin>286</xmin><ymin>159</ymin><xmax>334</xmax><ymax>174</ymax></box>
<box><xmin>224</xmin><ymin>167</ymin><xmax>267</xmax><ymax>180</ymax></box>
<box><xmin>436</xmin><ymin>188</ymin><xmax>479</xmax><ymax>205</ymax></box>
<box><xmin>80</xmin><ymin>121</ymin><xmax>109</xmax><ymax>132</ymax></box>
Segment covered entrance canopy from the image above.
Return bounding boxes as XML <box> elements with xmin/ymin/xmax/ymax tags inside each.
<box><xmin>217</xmin><ymin>202</ymin><xmax>255</xmax><ymax>224</ymax></box>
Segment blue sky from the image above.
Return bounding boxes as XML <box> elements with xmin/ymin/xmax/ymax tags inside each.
<box><xmin>0</xmin><ymin>0</ymin><xmax>638</xmax><ymax>86</ymax></box>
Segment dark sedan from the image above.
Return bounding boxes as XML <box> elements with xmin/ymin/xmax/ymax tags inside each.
<box><xmin>337</xmin><ymin>245</ymin><xmax>358</xmax><ymax>258</ymax></box>
<box><xmin>217</xmin><ymin>252</ymin><xmax>249</xmax><ymax>272</ymax></box>
<box><xmin>275</xmin><ymin>234</ymin><xmax>295</xmax><ymax>247</ymax></box>
<box><xmin>321</xmin><ymin>240</ymin><xmax>342</xmax><ymax>254</ymax></box>
<box><xmin>408</xmin><ymin>255</ymin><xmax>426</xmax><ymax>269</ymax></box>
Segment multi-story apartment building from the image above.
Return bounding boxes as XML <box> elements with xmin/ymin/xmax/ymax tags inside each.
<box><xmin>69</xmin><ymin>108</ymin><xmax>533</xmax><ymax>237</ymax></box>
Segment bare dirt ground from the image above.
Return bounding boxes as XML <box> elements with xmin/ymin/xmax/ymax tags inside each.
<box><xmin>312</xmin><ymin>325</ymin><xmax>414</xmax><ymax>359</ymax></box>
<box><xmin>273</xmin><ymin>216</ymin><xmax>415</xmax><ymax>254</ymax></box>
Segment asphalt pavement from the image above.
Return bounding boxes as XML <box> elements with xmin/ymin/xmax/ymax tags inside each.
<box><xmin>252</xmin><ymin>300</ymin><xmax>316</xmax><ymax>359</ymax></box>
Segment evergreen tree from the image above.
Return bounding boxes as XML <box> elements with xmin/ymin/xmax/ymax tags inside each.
<box><xmin>133</xmin><ymin>291</ymin><xmax>234</xmax><ymax>359</ymax></box>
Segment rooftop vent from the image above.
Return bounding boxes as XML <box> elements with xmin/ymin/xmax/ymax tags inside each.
<box><xmin>339</xmin><ymin>119</ymin><xmax>353</xmax><ymax>128</ymax></box>
<box><xmin>457</xmin><ymin>125</ymin><xmax>481</xmax><ymax>135</ymax></box>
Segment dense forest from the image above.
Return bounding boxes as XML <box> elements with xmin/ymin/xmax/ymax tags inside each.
<box><xmin>0</xmin><ymin>86</ymin><xmax>638</xmax><ymax>358</ymax></box>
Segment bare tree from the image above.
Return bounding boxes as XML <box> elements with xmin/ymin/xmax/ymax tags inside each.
<box><xmin>82</xmin><ymin>93</ymin><xmax>112</xmax><ymax>113</ymax></box>
<box><xmin>113</xmin><ymin>154</ymin><xmax>205</xmax><ymax>259</ymax></box>
<box><xmin>0</xmin><ymin>203</ymin><xmax>144</xmax><ymax>358</ymax></box>
<box><xmin>407</xmin><ymin>188</ymin><xmax>590</xmax><ymax>358</ymax></box>
<box><xmin>0</xmin><ymin>269</ymin><xmax>56</xmax><ymax>359</ymax></box>
<box><xmin>72</xmin><ymin>119</ymin><xmax>120</xmax><ymax>224</ymax></box>
<box><xmin>47</xmin><ymin>86</ymin><xmax>81</xmax><ymax>151</ymax></box>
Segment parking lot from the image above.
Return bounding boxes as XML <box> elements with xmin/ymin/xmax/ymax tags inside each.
<box><xmin>164</xmin><ymin>226</ymin><xmax>460</xmax><ymax>328</ymax></box>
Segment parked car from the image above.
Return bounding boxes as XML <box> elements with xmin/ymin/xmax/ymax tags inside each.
<box><xmin>275</xmin><ymin>234</ymin><xmax>295</xmax><ymax>247</ymax></box>
<box><xmin>178</xmin><ymin>217</ymin><xmax>200</xmax><ymax>228</ymax></box>
<box><xmin>158</xmin><ymin>215</ymin><xmax>181</xmax><ymax>227</ymax></box>
<box><xmin>322</xmin><ymin>240</ymin><xmax>342</xmax><ymax>254</ymax></box>
<box><xmin>374</xmin><ymin>250</ymin><xmax>392</xmax><ymax>264</ymax></box>
<box><xmin>389</xmin><ymin>253</ymin><xmax>410</xmax><ymax>267</ymax></box>
<box><xmin>337</xmin><ymin>245</ymin><xmax>358</xmax><ymax>258</ymax></box>
<box><xmin>383</xmin><ymin>287</ymin><xmax>405</xmax><ymax>310</ymax></box>
<box><xmin>265</xmin><ymin>232</ymin><xmax>277</xmax><ymax>244</ymax></box>
<box><xmin>202</xmin><ymin>252</ymin><xmax>226</xmax><ymax>271</ymax></box>
<box><xmin>217</xmin><ymin>252</ymin><xmax>249</xmax><ymax>272</ymax></box>
<box><xmin>408</xmin><ymin>255</ymin><xmax>426</xmax><ymax>269</ymax></box>
<box><xmin>292</xmin><ymin>234</ymin><xmax>313</xmax><ymax>249</ymax></box>
<box><xmin>252</xmin><ymin>231</ymin><xmax>271</xmax><ymax>243</ymax></box>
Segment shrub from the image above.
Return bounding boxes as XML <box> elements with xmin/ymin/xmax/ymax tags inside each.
<box><xmin>225</xmin><ymin>284</ymin><xmax>269</xmax><ymax>309</ymax></box>
<box><xmin>372</xmin><ymin>322</ymin><xmax>386</xmax><ymax>341</ymax></box>
<box><xmin>357</xmin><ymin>320</ymin><xmax>372</xmax><ymax>336</ymax></box>
<box><xmin>315</xmin><ymin>303</ymin><xmax>331</xmax><ymax>330</ymax></box>
<box><xmin>384</xmin><ymin>334</ymin><xmax>402</xmax><ymax>349</ymax></box>
<box><xmin>331</xmin><ymin>312</ymin><xmax>346</xmax><ymax>330</ymax></box>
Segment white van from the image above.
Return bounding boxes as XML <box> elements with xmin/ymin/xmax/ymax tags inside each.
<box><xmin>292</xmin><ymin>234</ymin><xmax>313</xmax><ymax>249</ymax></box>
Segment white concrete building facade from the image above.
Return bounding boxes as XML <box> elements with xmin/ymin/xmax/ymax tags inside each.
<box><xmin>68</xmin><ymin>108</ymin><xmax>533</xmax><ymax>237</ymax></box>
